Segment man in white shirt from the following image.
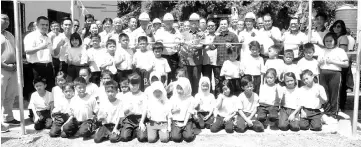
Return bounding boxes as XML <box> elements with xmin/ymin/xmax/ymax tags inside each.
<box><xmin>1</xmin><ymin>14</ymin><xmax>20</xmax><ymax>126</ymax></box>
<box><xmin>131</xmin><ymin>12</ymin><xmax>154</xmax><ymax>49</ymax></box>
<box><xmin>258</xmin><ymin>14</ymin><xmax>282</xmax><ymax>58</ymax></box>
<box><xmin>24</xmin><ymin>16</ymin><xmax>55</xmax><ymax>91</ymax></box>
<box><xmin>239</xmin><ymin>12</ymin><xmax>259</xmax><ymax>62</ymax></box>
<box><xmin>346</xmin><ymin>28</ymin><xmax>355</xmax><ymax>51</ymax></box>
<box><xmin>281</xmin><ymin>17</ymin><xmax>307</xmax><ymax>59</ymax></box>
<box><xmin>123</xmin><ymin>17</ymin><xmax>137</xmax><ymax>48</ymax></box>
<box><xmin>52</xmin><ymin>17</ymin><xmax>72</xmax><ymax>75</ymax></box>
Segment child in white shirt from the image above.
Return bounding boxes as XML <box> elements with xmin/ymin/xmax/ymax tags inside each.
<box><xmin>210</xmin><ymin>80</ymin><xmax>238</xmax><ymax>133</ymax></box>
<box><xmin>66</xmin><ymin>33</ymin><xmax>87</xmax><ymax>81</ymax></box>
<box><xmin>152</xmin><ymin>42</ymin><xmax>171</xmax><ymax>84</ymax></box>
<box><xmin>193</xmin><ymin>76</ymin><xmax>216</xmax><ymax>129</ymax></box>
<box><xmin>299</xmin><ymin>70</ymin><xmax>327</xmax><ymax>131</ymax></box>
<box><xmin>236</xmin><ymin>75</ymin><xmax>264</xmax><ymax>133</ymax></box>
<box><xmin>241</xmin><ymin>41</ymin><xmax>265</xmax><ymax>94</ymax></box>
<box><xmin>264</xmin><ymin>45</ymin><xmax>284</xmax><ymax>79</ymax></box>
<box><xmin>78</xmin><ymin>67</ymin><xmax>98</xmax><ymax>97</ymax></box>
<box><xmin>28</xmin><ymin>77</ymin><xmax>54</xmax><ymax>130</ymax></box>
<box><xmin>96</xmin><ymin>70</ymin><xmax>114</xmax><ymax>105</ymax></box>
<box><xmin>169</xmin><ymin>77</ymin><xmax>195</xmax><ymax>142</ymax></box>
<box><xmin>119</xmin><ymin>73</ymin><xmax>147</xmax><ymax>142</ymax></box>
<box><xmin>297</xmin><ymin>43</ymin><xmax>320</xmax><ymax>85</ymax></box>
<box><xmin>62</xmin><ymin>77</ymin><xmax>97</xmax><ymax>138</ymax></box>
<box><xmin>93</xmin><ymin>80</ymin><xmax>123</xmax><ymax>143</ymax></box>
<box><xmin>49</xmin><ymin>82</ymin><xmax>75</xmax><ymax>137</ymax></box>
<box><xmin>133</xmin><ymin>36</ymin><xmax>155</xmax><ymax>91</ymax></box>
<box><xmin>86</xmin><ymin>34</ymin><xmax>108</xmax><ymax>86</ymax></box>
<box><xmin>115</xmin><ymin>33</ymin><xmax>134</xmax><ymax>83</ymax></box>
<box><xmin>139</xmin><ymin>81</ymin><xmax>172</xmax><ymax>143</ymax></box>
<box><xmin>52</xmin><ymin>71</ymin><xmax>67</xmax><ymax>111</ymax></box>
<box><xmin>258</xmin><ymin>68</ymin><xmax>281</xmax><ymax>129</ymax></box>
<box><xmin>220</xmin><ymin>47</ymin><xmax>243</xmax><ymax>96</ymax></box>
<box><xmin>281</xmin><ymin>50</ymin><xmax>302</xmax><ymax>84</ymax></box>
<box><xmin>278</xmin><ymin>72</ymin><xmax>301</xmax><ymax>131</ymax></box>
<box><xmin>102</xmin><ymin>39</ymin><xmax>118</xmax><ymax>75</ymax></box>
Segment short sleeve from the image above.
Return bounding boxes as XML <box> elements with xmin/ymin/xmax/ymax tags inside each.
<box><xmin>337</xmin><ymin>48</ymin><xmax>349</xmax><ymax>62</ymax></box>
<box><xmin>23</xmin><ymin>33</ymin><xmax>34</xmax><ymax>51</ymax></box>
<box><xmin>86</xmin><ymin>49</ymin><xmax>94</xmax><ymax>62</ymax></box>
<box><xmin>238</xmin><ymin>95</ymin><xmax>244</xmax><ymax>110</ymax></box>
<box><xmin>318</xmin><ymin>85</ymin><xmax>327</xmax><ymax>102</ymax></box>
<box><xmin>220</xmin><ymin>61</ymin><xmax>228</xmax><ymax>76</ymax></box>
<box><xmin>338</xmin><ymin>36</ymin><xmax>349</xmax><ymax>46</ymax></box>
<box><xmin>28</xmin><ymin>93</ymin><xmax>35</xmax><ymax>110</ymax></box>
<box><xmin>48</xmin><ymin>92</ymin><xmax>54</xmax><ymax>102</ymax></box>
<box><xmin>271</xmin><ymin>27</ymin><xmax>282</xmax><ymax>41</ymax></box>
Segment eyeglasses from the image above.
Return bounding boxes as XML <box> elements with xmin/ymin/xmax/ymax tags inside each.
<box><xmin>207</xmin><ymin>25</ymin><xmax>215</xmax><ymax>28</ymax></box>
<box><xmin>74</xmin><ymin>25</ymin><xmax>79</xmax><ymax>27</ymax></box>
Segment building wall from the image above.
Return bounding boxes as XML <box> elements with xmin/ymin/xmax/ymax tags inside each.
<box><xmin>23</xmin><ymin>1</ymin><xmax>117</xmax><ymax>28</ymax></box>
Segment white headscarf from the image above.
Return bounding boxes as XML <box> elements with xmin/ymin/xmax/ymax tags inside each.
<box><xmin>198</xmin><ymin>76</ymin><xmax>211</xmax><ymax>97</ymax></box>
<box><xmin>173</xmin><ymin>77</ymin><xmax>192</xmax><ymax>99</ymax></box>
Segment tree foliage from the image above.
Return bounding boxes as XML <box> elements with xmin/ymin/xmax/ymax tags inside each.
<box><xmin>117</xmin><ymin>0</ymin><xmax>357</xmax><ymax>29</ymax></box>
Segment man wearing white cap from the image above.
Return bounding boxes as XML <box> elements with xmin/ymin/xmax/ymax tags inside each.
<box><xmin>152</xmin><ymin>18</ymin><xmax>162</xmax><ymax>34</ymax></box>
<box><xmin>238</xmin><ymin>12</ymin><xmax>260</xmax><ymax>62</ymax></box>
<box><xmin>258</xmin><ymin>13</ymin><xmax>282</xmax><ymax>58</ymax></box>
<box><xmin>131</xmin><ymin>12</ymin><xmax>154</xmax><ymax>49</ymax></box>
<box><xmin>180</xmin><ymin>13</ymin><xmax>204</xmax><ymax>95</ymax></box>
<box><xmin>154</xmin><ymin>13</ymin><xmax>182</xmax><ymax>83</ymax></box>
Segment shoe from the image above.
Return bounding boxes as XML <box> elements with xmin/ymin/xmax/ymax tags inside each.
<box><xmin>338</xmin><ymin>111</ymin><xmax>350</xmax><ymax>119</ymax></box>
<box><xmin>4</xmin><ymin>119</ymin><xmax>20</xmax><ymax>126</ymax></box>
<box><xmin>1</xmin><ymin>123</ymin><xmax>10</xmax><ymax>133</ymax></box>
<box><xmin>325</xmin><ymin>116</ymin><xmax>338</xmax><ymax>125</ymax></box>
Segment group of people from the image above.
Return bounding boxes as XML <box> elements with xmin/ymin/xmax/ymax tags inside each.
<box><xmin>0</xmin><ymin>9</ymin><xmax>356</xmax><ymax>143</ymax></box>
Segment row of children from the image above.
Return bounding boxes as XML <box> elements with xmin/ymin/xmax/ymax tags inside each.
<box><xmin>28</xmin><ymin>62</ymin><xmax>326</xmax><ymax>143</ymax></box>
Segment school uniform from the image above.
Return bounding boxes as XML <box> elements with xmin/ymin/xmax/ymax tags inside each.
<box><xmin>241</xmin><ymin>55</ymin><xmax>265</xmax><ymax>94</ymax></box>
<box><xmin>318</xmin><ymin>47</ymin><xmax>348</xmax><ymax>117</ymax></box>
<box><xmin>66</xmin><ymin>45</ymin><xmax>87</xmax><ymax>81</ymax></box>
<box><xmin>220</xmin><ymin>60</ymin><xmax>242</xmax><ymax>95</ymax></box>
<box><xmin>193</xmin><ymin>92</ymin><xmax>216</xmax><ymax>129</ymax></box>
<box><xmin>236</xmin><ymin>92</ymin><xmax>264</xmax><ymax>133</ymax></box>
<box><xmin>28</xmin><ymin>91</ymin><xmax>53</xmax><ymax>130</ymax></box>
<box><xmin>94</xmin><ymin>98</ymin><xmax>123</xmax><ymax>143</ymax></box>
<box><xmin>281</xmin><ymin>31</ymin><xmax>307</xmax><ymax>59</ymax></box>
<box><xmin>52</xmin><ymin>33</ymin><xmax>70</xmax><ymax>74</ymax></box>
<box><xmin>278</xmin><ymin>87</ymin><xmax>301</xmax><ymax>131</ymax></box>
<box><xmin>257</xmin><ymin>84</ymin><xmax>281</xmax><ymax>125</ymax></box>
<box><xmin>153</xmin><ymin>57</ymin><xmax>171</xmax><ymax>84</ymax></box>
<box><xmin>120</xmin><ymin>91</ymin><xmax>147</xmax><ymax>142</ymax></box>
<box><xmin>62</xmin><ymin>94</ymin><xmax>97</xmax><ymax>138</ymax></box>
<box><xmin>49</xmin><ymin>91</ymin><xmax>72</xmax><ymax>137</ymax></box>
<box><xmin>210</xmin><ymin>94</ymin><xmax>238</xmax><ymax>133</ymax></box>
<box><xmin>299</xmin><ymin>84</ymin><xmax>327</xmax><ymax>131</ymax></box>
<box><xmin>170</xmin><ymin>78</ymin><xmax>195</xmax><ymax>142</ymax></box>
<box><xmin>115</xmin><ymin>46</ymin><xmax>134</xmax><ymax>83</ymax></box>
<box><xmin>133</xmin><ymin>50</ymin><xmax>156</xmax><ymax>92</ymax></box>
<box><xmin>24</xmin><ymin>30</ymin><xmax>55</xmax><ymax>91</ymax></box>
<box><xmin>87</xmin><ymin>47</ymin><xmax>108</xmax><ymax>86</ymax></box>
<box><xmin>281</xmin><ymin>63</ymin><xmax>302</xmax><ymax>87</ymax></box>
<box><xmin>144</xmin><ymin>82</ymin><xmax>171</xmax><ymax>143</ymax></box>
<box><xmin>297</xmin><ymin>57</ymin><xmax>320</xmax><ymax>86</ymax></box>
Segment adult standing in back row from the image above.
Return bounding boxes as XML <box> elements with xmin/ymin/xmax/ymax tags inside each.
<box><xmin>209</xmin><ymin>19</ymin><xmax>239</xmax><ymax>96</ymax></box>
<box><xmin>1</xmin><ymin>14</ymin><xmax>20</xmax><ymax>126</ymax></box>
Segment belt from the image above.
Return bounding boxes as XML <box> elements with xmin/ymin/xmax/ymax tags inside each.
<box><xmin>149</xmin><ymin>120</ymin><xmax>167</xmax><ymax>125</ymax></box>
<box><xmin>33</xmin><ymin>62</ymin><xmax>52</xmax><ymax>67</ymax></box>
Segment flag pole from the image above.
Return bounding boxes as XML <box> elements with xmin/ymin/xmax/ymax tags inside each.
<box><xmin>352</xmin><ymin>1</ymin><xmax>361</xmax><ymax>137</ymax></box>
<box><xmin>71</xmin><ymin>0</ymin><xmax>74</xmax><ymax>21</ymax></box>
<box><xmin>13</xmin><ymin>0</ymin><xmax>26</xmax><ymax>135</ymax></box>
<box><xmin>308</xmin><ymin>0</ymin><xmax>312</xmax><ymax>42</ymax></box>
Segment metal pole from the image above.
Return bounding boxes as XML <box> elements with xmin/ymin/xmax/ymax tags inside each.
<box><xmin>13</xmin><ymin>0</ymin><xmax>26</xmax><ymax>135</ymax></box>
<box><xmin>71</xmin><ymin>0</ymin><xmax>74</xmax><ymax>21</ymax></box>
<box><xmin>308</xmin><ymin>0</ymin><xmax>312</xmax><ymax>42</ymax></box>
<box><xmin>352</xmin><ymin>1</ymin><xmax>361</xmax><ymax>137</ymax></box>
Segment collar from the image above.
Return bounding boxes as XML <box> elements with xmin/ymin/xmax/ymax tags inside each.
<box><xmin>35</xmin><ymin>30</ymin><xmax>48</xmax><ymax>37</ymax></box>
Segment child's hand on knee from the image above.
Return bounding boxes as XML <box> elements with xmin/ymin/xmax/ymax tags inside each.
<box><xmin>139</xmin><ymin>123</ymin><xmax>146</xmax><ymax>132</ymax></box>
<box><xmin>112</xmin><ymin>129</ymin><xmax>120</xmax><ymax>135</ymax></box>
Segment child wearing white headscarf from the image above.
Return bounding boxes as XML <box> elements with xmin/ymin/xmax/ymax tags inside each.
<box><xmin>193</xmin><ymin>76</ymin><xmax>216</xmax><ymax>129</ymax></box>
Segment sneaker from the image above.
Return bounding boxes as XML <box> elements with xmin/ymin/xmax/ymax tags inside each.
<box><xmin>1</xmin><ymin>123</ymin><xmax>10</xmax><ymax>133</ymax></box>
<box><xmin>338</xmin><ymin>111</ymin><xmax>350</xmax><ymax>119</ymax></box>
<box><xmin>4</xmin><ymin>119</ymin><xmax>20</xmax><ymax>126</ymax></box>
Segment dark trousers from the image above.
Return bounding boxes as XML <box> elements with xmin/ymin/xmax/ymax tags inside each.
<box><xmin>278</xmin><ymin>107</ymin><xmax>300</xmax><ymax>131</ymax></box>
<box><xmin>210</xmin><ymin>116</ymin><xmax>235</xmax><ymax>133</ymax></box>
<box><xmin>23</xmin><ymin>63</ymin><xmax>35</xmax><ymax>101</ymax></box>
<box><xmin>228</xmin><ymin>78</ymin><xmax>242</xmax><ymax>96</ymax></box>
<box><xmin>213</xmin><ymin>66</ymin><xmax>224</xmax><ymax>97</ymax></box>
<box><xmin>247</xmin><ymin>75</ymin><xmax>261</xmax><ymax>95</ymax></box>
<box><xmin>340</xmin><ymin>65</ymin><xmax>353</xmax><ymax>110</ymax></box>
<box><xmin>257</xmin><ymin>104</ymin><xmax>279</xmax><ymax>124</ymax></box>
<box><xmin>235</xmin><ymin>112</ymin><xmax>264</xmax><ymax>133</ymax></box>
<box><xmin>134</xmin><ymin>68</ymin><xmax>151</xmax><ymax>92</ymax></box>
<box><xmin>52</xmin><ymin>58</ymin><xmax>68</xmax><ymax>76</ymax></box>
<box><xmin>62</xmin><ymin>118</ymin><xmax>96</xmax><ymax>138</ymax></box>
<box><xmin>49</xmin><ymin>113</ymin><xmax>70</xmax><ymax>137</ymax></box>
<box><xmin>67</xmin><ymin>65</ymin><xmax>84</xmax><ymax>81</ymax></box>
<box><xmin>171</xmin><ymin>120</ymin><xmax>195</xmax><ymax>142</ymax></box>
<box><xmin>193</xmin><ymin>112</ymin><xmax>214</xmax><ymax>129</ymax></box>
<box><xmin>34</xmin><ymin>110</ymin><xmax>53</xmax><ymax>130</ymax></box>
<box><xmin>120</xmin><ymin>115</ymin><xmax>147</xmax><ymax>142</ymax></box>
<box><xmin>299</xmin><ymin>108</ymin><xmax>322</xmax><ymax>131</ymax></box>
<box><xmin>186</xmin><ymin>65</ymin><xmax>202</xmax><ymax>96</ymax></box>
<box><xmin>32</xmin><ymin>62</ymin><xmax>55</xmax><ymax>91</ymax></box>
<box><xmin>202</xmin><ymin>65</ymin><xmax>215</xmax><ymax>93</ymax></box>
<box><xmin>320</xmin><ymin>69</ymin><xmax>341</xmax><ymax>117</ymax></box>
<box><xmin>162</xmin><ymin>54</ymin><xmax>179</xmax><ymax>84</ymax></box>
<box><xmin>94</xmin><ymin>123</ymin><xmax>122</xmax><ymax>143</ymax></box>
<box><xmin>91</xmin><ymin>71</ymin><xmax>101</xmax><ymax>86</ymax></box>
